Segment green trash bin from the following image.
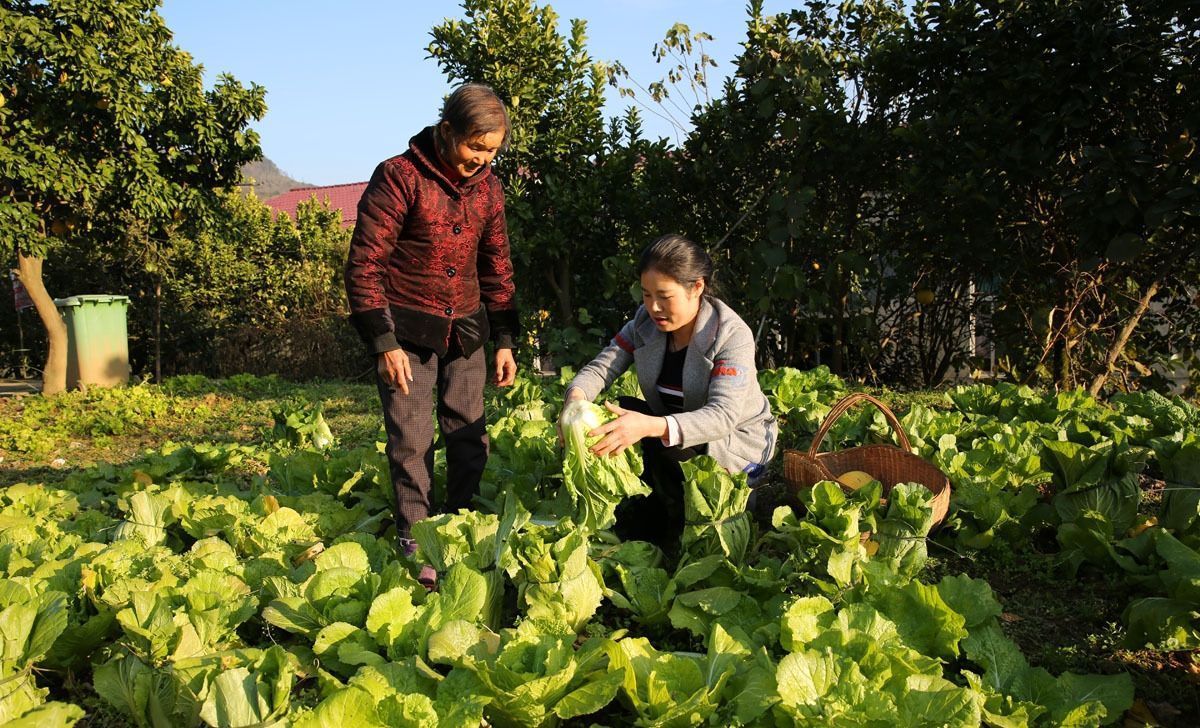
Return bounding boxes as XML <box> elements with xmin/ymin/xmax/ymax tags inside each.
<box><xmin>53</xmin><ymin>295</ymin><xmax>132</xmax><ymax>389</ymax></box>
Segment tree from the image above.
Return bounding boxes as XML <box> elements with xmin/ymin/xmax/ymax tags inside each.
<box><xmin>877</xmin><ymin>0</ymin><xmax>1200</xmax><ymax>391</ymax></box>
<box><xmin>681</xmin><ymin>0</ymin><xmax>916</xmax><ymax>376</ymax></box>
<box><xmin>0</xmin><ymin>0</ymin><xmax>265</xmax><ymax>393</ymax></box>
<box><xmin>665</xmin><ymin>0</ymin><xmax>1197</xmax><ymax>390</ymax></box>
<box><xmin>43</xmin><ymin>189</ymin><xmax>351</xmax><ymax>378</ymax></box>
<box><xmin>606</xmin><ymin>22</ymin><xmax>718</xmax><ymax>146</ymax></box>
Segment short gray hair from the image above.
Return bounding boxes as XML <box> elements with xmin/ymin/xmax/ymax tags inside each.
<box><xmin>438</xmin><ymin>83</ymin><xmax>510</xmax><ymax>151</ymax></box>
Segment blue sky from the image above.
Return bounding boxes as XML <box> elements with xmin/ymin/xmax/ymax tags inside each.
<box><xmin>159</xmin><ymin>1</ymin><xmax>791</xmax><ymax>187</ymax></box>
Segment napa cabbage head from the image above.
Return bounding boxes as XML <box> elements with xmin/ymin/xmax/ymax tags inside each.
<box><xmin>559</xmin><ymin>400</ymin><xmax>649</xmax><ymax>532</ymax></box>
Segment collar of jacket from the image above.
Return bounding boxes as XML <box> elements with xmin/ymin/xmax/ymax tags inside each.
<box><xmin>632</xmin><ymin>297</ymin><xmax>721</xmax><ymax>413</ymax></box>
<box><xmin>408</xmin><ymin>126</ymin><xmax>493</xmax><ymax>197</ymax></box>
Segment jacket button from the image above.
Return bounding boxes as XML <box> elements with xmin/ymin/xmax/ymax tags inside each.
<box><xmin>444</xmin><ymin>306</ymin><xmax>454</xmax><ymax>316</ymax></box>
<box><xmin>447</xmin><ymin>267</ymin><xmax>456</xmax><ymax>277</ymax></box>
<box><xmin>452</xmin><ymin>224</ymin><xmax>462</xmax><ymax>234</ymax></box>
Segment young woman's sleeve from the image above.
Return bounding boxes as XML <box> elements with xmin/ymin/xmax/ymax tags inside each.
<box><xmin>567</xmin><ymin>315</ymin><xmax>639</xmax><ymax>400</ymax></box>
<box><xmin>671</xmin><ymin>323</ymin><xmax>758</xmax><ymax>448</ymax></box>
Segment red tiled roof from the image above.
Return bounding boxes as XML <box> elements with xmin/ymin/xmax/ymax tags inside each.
<box><xmin>263</xmin><ymin>182</ymin><xmax>369</xmax><ymax>229</ymax></box>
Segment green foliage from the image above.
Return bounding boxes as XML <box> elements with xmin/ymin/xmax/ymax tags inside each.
<box><xmin>571</xmin><ymin>0</ymin><xmax>1198</xmax><ymax>389</ymax></box>
<box><xmin>874</xmin><ymin>483</ymin><xmax>938</xmax><ymax>580</ymax></box>
<box><xmin>1</xmin><ymin>370</ymin><xmax>1184</xmax><ymax>723</ymax></box>
<box><xmin>272</xmin><ymin>402</ymin><xmax>336</xmax><ymax>450</ymax></box>
<box><xmin>679</xmin><ymin>456</ymin><xmax>753</xmax><ymax>565</ymax></box>
<box><xmin>760</xmin><ymin>477</ymin><xmax>941</xmax><ymax>593</ymax></box>
<box><xmin>0</xmin><ymin>1</ymin><xmax>361</xmax><ymax>384</ymax></box>
<box><xmin>0</xmin><ymin>0</ymin><xmax>268</xmax><ymax>393</ymax></box>
<box><xmin>162</xmin><ymin>193</ymin><xmax>350</xmax><ymax>368</ymax></box>
<box><xmin>1122</xmin><ymin>529</ymin><xmax>1200</xmax><ymax>651</ymax></box>
<box><xmin>6</xmin><ymin>0</ymin><xmax>1197</xmax><ymax>390</ymax></box>
<box><xmin>197</xmin><ymin>646</ymin><xmax>295</xmax><ymax>728</ymax></box>
<box><xmin>605</xmin><ymin>628</ymin><xmax>738</xmax><ymax>726</ymax></box>
<box><xmin>681</xmin><ymin>0</ymin><xmax>926</xmax><ymax>377</ymax></box>
<box><xmin>1155</xmin><ymin>433</ymin><xmax>1200</xmax><ymax>542</ymax></box>
<box><xmin>43</xmin><ymin>190</ymin><xmax>355</xmax><ymax>379</ymax></box>
<box><xmin>0</xmin><ymin>0</ymin><xmax>265</xmax><ymax>258</ymax></box>
<box><xmin>411</xmin><ymin>509</ymin><xmax>508</xmax><ymax>629</ymax></box>
<box><xmin>505</xmin><ymin>523</ymin><xmax>604</xmax><ymax>633</ymax></box>
<box><xmin>883</xmin><ymin>0</ymin><xmax>1200</xmax><ymax>389</ymax></box>
<box><xmin>428</xmin><ymin>620</ymin><xmax>620</xmax><ymax>728</ymax></box>
<box><xmin>0</xmin><ymin>580</ymin><xmax>70</xmax><ymax>723</ymax></box>
<box><xmin>599</xmin><ymin>560</ymin><xmax>675</xmax><ymax>628</ymax></box>
<box><xmin>3</xmin><ymin>0</ymin><xmax>1199</xmax><ymax>718</ymax></box>
<box><xmin>0</xmin><ymin>381</ymin><xmax>178</xmax><ymax>455</ymax></box>
<box><xmin>758</xmin><ymin>365</ymin><xmax>852</xmax><ymax>452</ymax></box>
<box><xmin>559</xmin><ymin>400</ymin><xmax>648</xmax><ymax>532</ymax></box>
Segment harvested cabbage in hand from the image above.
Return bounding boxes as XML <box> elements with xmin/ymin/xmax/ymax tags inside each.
<box><xmin>559</xmin><ymin>400</ymin><xmax>649</xmax><ymax>531</ymax></box>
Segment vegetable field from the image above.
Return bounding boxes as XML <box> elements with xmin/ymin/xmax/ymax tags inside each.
<box><xmin>0</xmin><ymin>370</ymin><xmax>1197</xmax><ymax>726</ymax></box>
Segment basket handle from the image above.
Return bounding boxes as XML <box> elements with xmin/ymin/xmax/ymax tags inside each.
<box><xmin>808</xmin><ymin>392</ymin><xmax>913</xmax><ymax>457</ymax></box>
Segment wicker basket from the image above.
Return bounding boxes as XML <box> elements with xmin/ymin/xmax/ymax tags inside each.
<box><xmin>782</xmin><ymin>392</ymin><xmax>951</xmax><ymax>528</ymax></box>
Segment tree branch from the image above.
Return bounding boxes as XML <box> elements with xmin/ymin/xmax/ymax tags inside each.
<box><xmin>1088</xmin><ymin>279</ymin><xmax>1160</xmax><ymax>396</ymax></box>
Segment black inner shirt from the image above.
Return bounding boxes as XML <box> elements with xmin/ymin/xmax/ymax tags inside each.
<box><xmin>656</xmin><ymin>345</ymin><xmax>687</xmax><ymax>414</ymax></box>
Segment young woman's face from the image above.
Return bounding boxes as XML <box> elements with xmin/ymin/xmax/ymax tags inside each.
<box><xmin>640</xmin><ymin>268</ymin><xmax>704</xmax><ymax>334</ymax></box>
<box><xmin>441</xmin><ymin>123</ymin><xmax>505</xmax><ymax>178</ymax></box>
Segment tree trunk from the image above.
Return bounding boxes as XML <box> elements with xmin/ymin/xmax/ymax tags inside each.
<box><xmin>830</xmin><ymin>265</ymin><xmax>848</xmax><ymax>374</ymax></box>
<box><xmin>14</xmin><ymin>252</ymin><xmax>68</xmax><ymax>394</ymax></box>
<box><xmin>1050</xmin><ymin>295</ymin><xmax>1079</xmax><ymax>391</ymax></box>
<box><xmin>1059</xmin><ymin>334</ymin><xmax>1075</xmax><ymax>390</ymax></box>
<box><xmin>837</xmin><ymin>290</ymin><xmax>850</xmax><ymax>374</ymax></box>
<box><xmin>545</xmin><ymin>261</ymin><xmax>574</xmax><ymax>328</ymax></box>
<box><xmin>155</xmin><ymin>276</ymin><xmax>162</xmax><ymax>383</ymax></box>
<box><xmin>917</xmin><ymin>301</ymin><xmax>930</xmax><ymax>385</ymax></box>
<box><xmin>1088</xmin><ymin>279</ymin><xmax>1160</xmax><ymax>396</ymax></box>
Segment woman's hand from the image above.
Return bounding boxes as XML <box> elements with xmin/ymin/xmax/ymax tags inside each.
<box><xmin>377</xmin><ymin>348</ymin><xmax>413</xmax><ymax>395</ymax></box>
<box><xmin>588</xmin><ymin>401</ymin><xmax>667</xmax><ymax>457</ymax></box>
<box><xmin>494</xmin><ymin>348</ymin><xmax>517</xmax><ymax>386</ymax></box>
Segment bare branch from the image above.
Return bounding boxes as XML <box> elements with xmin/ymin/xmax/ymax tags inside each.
<box><xmin>1089</xmin><ymin>279</ymin><xmax>1161</xmax><ymax>396</ymax></box>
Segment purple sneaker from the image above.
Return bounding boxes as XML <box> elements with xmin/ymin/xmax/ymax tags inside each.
<box><xmin>398</xmin><ymin>537</ymin><xmax>438</xmax><ymax>591</ymax></box>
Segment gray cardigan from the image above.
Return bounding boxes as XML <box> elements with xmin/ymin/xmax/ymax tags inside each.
<box><xmin>568</xmin><ymin>297</ymin><xmax>778</xmax><ymax>475</ymax></box>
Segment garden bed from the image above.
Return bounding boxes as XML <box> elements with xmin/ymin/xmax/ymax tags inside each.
<box><xmin>0</xmin><ymin>371</ymin><xmax>1196</xmax><ymax>726</ymax></box>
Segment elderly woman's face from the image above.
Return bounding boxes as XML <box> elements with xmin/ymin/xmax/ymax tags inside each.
<box><xmin>441</xmin><ymin>123</ymin><xmax>504</xmax><ymax>178</ymax></box>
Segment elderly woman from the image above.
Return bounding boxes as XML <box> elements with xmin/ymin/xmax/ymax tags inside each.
<box><xmin>345</xmin><ymin>83</ymin><xmax>519</xmax><ymax>585</ymax></box>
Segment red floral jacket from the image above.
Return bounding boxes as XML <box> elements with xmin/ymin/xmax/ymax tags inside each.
<box><xmin>345</xmin><ymin>126</ymin><xmax>518</xmax><ymax>357</ymax></box>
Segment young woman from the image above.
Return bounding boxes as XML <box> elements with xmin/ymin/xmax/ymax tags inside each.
<box><xmin>564</xmin><ymin>234</ymin><xmax>777</xmax><ymax>543</ymax></box>
<box><xmin>345</xmin><ymin>84</ymin><xmax>519</xmax><ymax>585</ymax></box>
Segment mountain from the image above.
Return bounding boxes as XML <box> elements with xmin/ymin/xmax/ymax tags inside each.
<box><xmin>241</xmin><ymin>158</ymin><xmax>311</xmax><ymax>200</ymax></box>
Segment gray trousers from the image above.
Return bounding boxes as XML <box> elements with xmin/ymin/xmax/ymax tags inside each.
<box><xmin>374</xmin><ymin>343</ymin><xmax>488</xmax><ymax>537</ymax></box>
